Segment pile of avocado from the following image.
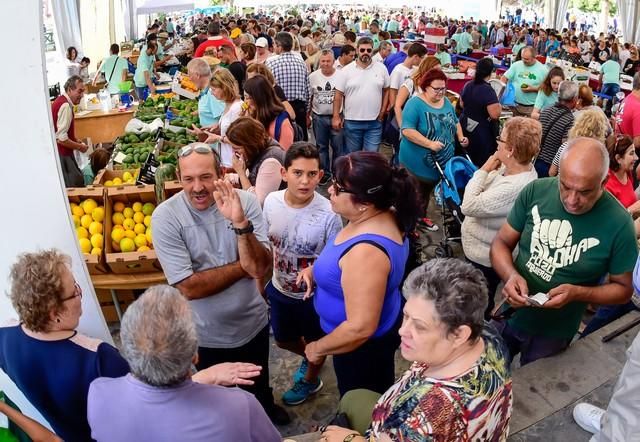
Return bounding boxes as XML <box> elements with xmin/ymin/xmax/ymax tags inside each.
<box><xmin>164</xmin><ymin>129</ymin><xmax>197</xmax><ymax>145</ymax></box>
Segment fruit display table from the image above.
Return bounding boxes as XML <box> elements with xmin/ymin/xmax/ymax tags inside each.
<box><xmin>90</xmin><ymin>271</ymin><xmax>167</xmax><ymax>321</ymax></box>
<box><xmin>75</xmin><ymin>106</ymin><xmax>137</xmax><ymax>144</ymax></box>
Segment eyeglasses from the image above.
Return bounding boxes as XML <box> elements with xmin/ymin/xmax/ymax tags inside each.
<box><xmin>496</xmin><ymin>136</ymin><xmax>507</xmax><ymax>144</ymax></box>
<box><xmin>331</xmin><ymin>178</ymin><xmax>355</xmax><ymax>195</ymax></box>
<box><xmin>429</xmin><ymin>86</ymin><xmax>447</xmax><ymax>94</ymax></box>
<box><xmin>60</xmin><ymin>282</ymin><xmax>82</xmax><ymax>302</ymax></box>
<box><xmin>359</xmin><ymin>48</ymin><xmax>373</xmax><ymax>53</ymax></box>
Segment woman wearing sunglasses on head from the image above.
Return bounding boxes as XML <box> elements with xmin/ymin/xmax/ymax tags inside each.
<box><xmin>298</xmin><ymin>151</ymin><xmax>422</xmax><ymax>397</ymax></box>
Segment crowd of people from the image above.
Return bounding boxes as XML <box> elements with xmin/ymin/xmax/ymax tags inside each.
<box><xmin>6</xmin><ymin>5</ymin><xmax>640</xmax><ymax>442</ymax></box>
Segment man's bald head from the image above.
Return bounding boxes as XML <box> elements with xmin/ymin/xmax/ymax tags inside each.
<box><xmin>558</xmin><ymin>137</ymin><xmax>609</xmax><ymax>215</ymax></box>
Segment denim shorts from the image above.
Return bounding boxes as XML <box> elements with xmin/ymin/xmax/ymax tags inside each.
<box><xmin>266</xmin><ymin>281</ymin><xmax>325</xmax><ymax>344</ymax></box>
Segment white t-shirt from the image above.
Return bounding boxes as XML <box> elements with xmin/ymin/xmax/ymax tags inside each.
<box><xmin>389</xmin><ymin>63</ymin><xmax>413</xmax><ymax>90</ymax></box>
<box><xmin>218</xmin><ymin>100</ymin><xmax>243</xmax><ymax>167</ymax></box>
<box><xmin>372</xmin><ymin>52</ymin><xmax>384</xmax><ymax>63</ymax></box>
<box><xmin>334</xmin><ymin>61</ymin><xmax>390</xmax><ymax>121</ymax></box>
<box><xmin>263</xmin><ymin>190</ymin><xmax>342</xmax><ymax>298</ymax></box>
<box><xmin>309</xmin><ymin>69</ymin><xmax>342</xmax><ymax>115</ymax></box>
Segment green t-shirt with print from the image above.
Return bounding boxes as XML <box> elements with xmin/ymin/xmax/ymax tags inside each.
<box><xmin>504</xmin><ymin>60</ymin><xmax>549</xmax><ymax>106</ymax></box>
<box><xmin>506</xmin><ymin>177</ymin><xmax>637</xmax><ymax>339</ymax></box>
<box><xmin>600</xmin><ymin>60</ymin><xmax>620</xmax><ymax>85</ymax></box>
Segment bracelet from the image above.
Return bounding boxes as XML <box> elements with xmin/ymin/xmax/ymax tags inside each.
<box><xmin>343</xmin><ymin>434</ymin><xmax>360</xmax><ymax>442</ymax></box>
<box><xmin>230</xmin><ymin>220</ymin><xmax>254</xmax><ymax>235</ymax></box>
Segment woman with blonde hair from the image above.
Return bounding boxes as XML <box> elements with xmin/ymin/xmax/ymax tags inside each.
<box><xmin>549</xmin><ymin>107</ymin><xmax>610</xmax><ymax>176</ymax></box>
<box><xmin>199</xmin><ymin>68</ymin><xmax>244</xmax><ymax>167</ymax></box>
<box><xmin>394</xmin><ymin>56</ymin><xmax>441</xmax><ymax>127</ymax></box>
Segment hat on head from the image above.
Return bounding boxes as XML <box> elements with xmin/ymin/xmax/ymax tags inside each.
<box><xmin>255</xmin><ymin>37</ymin><xmax>268</xmax><ymax>48</ymax></box>
<box><xmin>230</xmin><ymin>28</ymin><xmax>242</xmax><ymax>39</ymax></box>
<box><xmin>158</xmin><ymin>31</ymin><xmax>169</xmax><ymax>39</ymax></box>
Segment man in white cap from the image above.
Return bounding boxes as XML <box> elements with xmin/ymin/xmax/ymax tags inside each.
<box><xmin>255</xmin><ymin>37</ymin><xmax>272</xmax><ymax>64</ymax></box>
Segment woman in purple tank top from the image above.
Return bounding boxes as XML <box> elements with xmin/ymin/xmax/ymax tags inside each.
<box><xmin>298</xmin><ymin>151</ymin><xmax>423</xmax><ymax>397</ymax></box>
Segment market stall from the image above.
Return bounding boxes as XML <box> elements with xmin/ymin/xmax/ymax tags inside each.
<box><xmin>75</xmin><ymin>107</ymin><xmax>137</xmax><ymax>144</ymax></box>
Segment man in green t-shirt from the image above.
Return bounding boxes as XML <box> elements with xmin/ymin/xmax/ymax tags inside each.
<box><xmin>93</xmin><ymin>43</ymin><xmax>130</xmax><ymax>95</ymax></box>
<box><xmin>501</xmin><ymin>46</ymin><xmax>548</xmax><ymax>117</ymax></box>
<box><xmin>490</xmin><ymin>138</ymin><xmax>637</xmax><ymax>366</ymax></box>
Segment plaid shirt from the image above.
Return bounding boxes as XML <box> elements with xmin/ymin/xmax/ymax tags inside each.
<box><xmin>265</xmin><ymin>52</ymin><xmax>310</xmax><ymax>103</ymax></box>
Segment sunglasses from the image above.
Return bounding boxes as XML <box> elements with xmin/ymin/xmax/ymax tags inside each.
<box><xmin>60</xmin><ymin>282</ymin><xmax>83</xmax><ymax>302</ymax></box>
<box><xmin>359</xmin><ymin>48</ymin><xmax>373</xmax><ymax>53</ymax></box>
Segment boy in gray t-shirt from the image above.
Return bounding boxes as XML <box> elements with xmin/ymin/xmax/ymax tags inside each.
<box><xmin>263</xmin><ymin>143</ymin><xmax>342</xmax><ymax>406</ymax></box>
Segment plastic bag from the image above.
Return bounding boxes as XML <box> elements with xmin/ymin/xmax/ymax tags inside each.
<box><xmin>500</xmin><ymin>82</ymin><xmax>516</xmax><ymax>107</ymax></box>
<box><xmin>124</xmin><ymin>118</ymin><xmax>164</xmax><ymax>134</ymax></box>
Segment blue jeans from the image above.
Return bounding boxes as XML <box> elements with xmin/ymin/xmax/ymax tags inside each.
<box><xmin>492</xmin><ymin>319</ymin><xmax>572</xmax><ymax>366</ymax></box>
<box><xmin>534</xmin><ymin>158</ymin><xmax>551</xmax><ymax>178</ymax></box>
<box><xmin>601</xmin><ymin>83</ymin><xmax>621</xmax><ymax>98</ymax></box>
<box><xmin>312</xmin><ymin>113</ymin><xmax>344</xmax><ymax>173</ymax></box>
<box><xmin>581</xmin><ymin>301</ymin><xmax>639</xmax><ymax>337</ymax></box>
<box><xmin>343</xmin><ymin>120</ymin><xmax>383</xmax><ymax>153</ymax></box>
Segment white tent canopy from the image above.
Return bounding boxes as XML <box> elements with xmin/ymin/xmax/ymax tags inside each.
<box><xmin>136</xmin><ymin>0</ymin><xmax>195</xmax><ymax>15</ymax></box>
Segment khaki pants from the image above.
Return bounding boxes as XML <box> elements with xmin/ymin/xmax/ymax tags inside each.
<box><xmin>513</xmin><ymin>104</ymin><xmax>534</xmax><ymax>117</ymax></box>
<box><xmin>594</xmin><ymin>331</ymin><xmax>640</xmax><ymax>442</ymax></box>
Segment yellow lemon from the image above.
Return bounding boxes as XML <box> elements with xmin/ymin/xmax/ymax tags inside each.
<box><xmin>72</xmin><ymin>214</ymin><xmax>80</xmax><ymax>227</ymax></box>
<box><xmin>124</xmin><ymin>230</ymin><xmax>137</xmax><ymax>239</ymax></box>
<box><xmin>79</xmin><ymin>237</ymin><xmax>92</xmax><ymax>254</ymax></box>
<box><xmin>123</xmin><ymin>218</ymin><xmax>136</xmax><ymax>231</ymax></box>
<box><xmin>111</xmin><ymin>228</ymin><xmax>126</xmax><ymax>243</ymax></box>
<box><xmin>90</xmin><ymin>233</ymin><xmax>103</xmax><ymax>249</ymax></box>
<box><xmin>145</xmin><ymin>227</ymin><xmax>152</xmax><ymax>245</ymax></box>
<box><xmin>113</xmin><ymin>201</ymin><xmax>126</xmax><ymax>213</ymax></box>
<box><xmin>132</xmin><ymin>202</ymin><xmax>143</xmax><ymax>212</ymax></box>
<box><xmin>134</xmin><ymin>234</ymin><xmax>148</xmax><ymax>248</ymax></box>
<box><xmin>112</xmin><ymin>240</ymin><xmax>121</xmax><ymax>252</ymax></box>
<box><xmin>82</xmin><ymin>199</ymin><xmax>98</xmax><ymax>215</ymax></box>
<box><xmin>142</xmin><ymin>202</ymin><xmax>156</xmax><ymax>216</ymax></box>
<box><xmin>144</xmin><ymin>215</ymin><xmax>152</xmax><ymax>227</ymax></box>
<box><xmin>134</xmin><ymin>223</ymin><xmax>146</xmax><ymax>234</ymax></box>
<box><xmin>127</xmin><ymin>178</ymin><xmax>136</xmax><ymax>184</ymax></box>
<box><xmin>77</xmin><ymin>226</ymin><xmax>89</xmax><ymax>239</ymax></box>
<box><xmin>104</xmin><ymin>180</ymin><xmax>114</xmax><ymax>187</ymax></box>
<box><xmin>70</xmin><ymin>202</ymin><xmax>79</xmax><ymax>214</ymax></box>
<box><xmin>90</xmin><ymin>247</ymin><xmax>102</xmax><ymax>256</ymax></box>
<box><xmin>113</xmin><ymin>177</ymin><xmax>123</xmax><ymax>185</ymax></box>
<box><xmin>80</xmin><ymin>214</ymin><xmax>93</xmax><ymax>229</ymax></box>
<box><xmin>137</xmin><ymin>246</ymin><xmax>151</xmax><ymax>252</ymax></box>
<box><xmin>112</xmin><ymin>212</ymin><xmax>125</xmax><ymax>225</ymax></box>
<box><xmin>122</xmin><ymin>171</ymin><xmax>133</xmax><ymax>182</ymax></box>
<box><xmin>89</xmin><ymin>221</ymin><xmax>103</xmax><ymax>235</ymax></box>
<box><xmin>120</xmin><ymin>237</ymin><xmax>136</xmax><ymax>253</ymax></box>
<box><xmin>92</xmin><ymin>207</ymin><xmax>105</xmax><ymax>222</ymax></box>
<box><xmin>133</xmin><ymin>212</ymin><xmax>145</xmax><ymax>224</ymax></box>
<box><xmin>72</xmin><ymin>204</ymin><xmax>85</xmax><ymax>217</ymax></box>
<box><xmin>123</xmin><ymin>207</ymin><xmax>134</xmax><ymax>219</ymax></box>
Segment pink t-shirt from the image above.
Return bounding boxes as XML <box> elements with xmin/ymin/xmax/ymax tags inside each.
<box><xmin>616</xmin><ymin>93</ymin><xmax>640</xmax><ymax>137</ymax></box>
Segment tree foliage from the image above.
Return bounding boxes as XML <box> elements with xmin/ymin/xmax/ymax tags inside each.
<box><xmin>569</xmin><ymin>0</ymin><xmax>617</xmax><ymax>16</ymax></box>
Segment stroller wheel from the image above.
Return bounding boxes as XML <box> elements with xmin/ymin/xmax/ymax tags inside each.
<box><xmin>434</xmin><ymin>244</ymin><xmax>453</xmax><ymax>258</ymax></box>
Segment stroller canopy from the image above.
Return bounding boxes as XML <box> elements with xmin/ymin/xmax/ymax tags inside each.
<box><xmin>435</xmin><ymin>156</ymin><xmax>478</xmax><ymax>206</ymax></box>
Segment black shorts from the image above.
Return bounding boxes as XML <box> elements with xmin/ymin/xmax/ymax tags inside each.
<box><xmin>266</xmin><ymin>281</ymin><xmax>325</xmax><ymax>343</ymax></box>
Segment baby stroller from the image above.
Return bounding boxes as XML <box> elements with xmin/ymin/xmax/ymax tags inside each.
<box><xmin>432</xmin><ymin>153</ymin><xmax>477</xmax><ymax>257</ymax></box>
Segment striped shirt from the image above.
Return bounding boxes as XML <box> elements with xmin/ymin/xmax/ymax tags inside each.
<box><xmin>266</xmin><ymin>52</ymin><xmax>310</xmax><ymax>103</ymax></box>
<box><xmin>538</xmin><ymin>103</ymin><xmax>574</xmax><ymax>165</ymax></box>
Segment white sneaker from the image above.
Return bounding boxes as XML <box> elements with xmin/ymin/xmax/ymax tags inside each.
<box><xmin>573</xmin><ymin>403</ymin><xmax>605</xmax><ymax>434</ymax></box>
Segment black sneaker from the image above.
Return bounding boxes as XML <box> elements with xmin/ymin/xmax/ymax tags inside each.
<box><xmin>266</xmin><ymin>403</ymin><xmax>291</xmax><ymax>425</ymax></box>
<box><xmin>319</xmin><ymin>172</ymin><xmax>332</xmax><ymax>186</ymax></box>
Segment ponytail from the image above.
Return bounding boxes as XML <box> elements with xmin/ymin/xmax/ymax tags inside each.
<box><xmin>389</xmin><ymin>166</ymin><xmax>424</xmax><ymax>234</ymax></box>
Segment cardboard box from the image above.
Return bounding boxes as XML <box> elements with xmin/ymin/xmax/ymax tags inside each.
<box><xmin>105</xmin><ymin>185</ymin><xmax>161</xmax><ymax>274</ymax></box>
<box><xmin>163</xmin><ymin>180</ymin><xmax>182</xmax><ymax>201</ymax></box>
<box><xmin>67</xmin><ymin>186</ymin><xmax>109</xmax><ymax>275</ymax></box>
<box><xmin>93</xmin><ymin>168</ymin><xmax>140</xmax><ymax>186</ymax></box>
<box><xmin>171</xmin><ymin>73</ymin><xmax>199</xmax><ymax>99</ymax></box>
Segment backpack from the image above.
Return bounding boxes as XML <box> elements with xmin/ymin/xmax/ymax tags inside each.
<box><xmin>274</xmin><ymin>111</ymin><xmax>304</xmax><ymax>143</ymax></box>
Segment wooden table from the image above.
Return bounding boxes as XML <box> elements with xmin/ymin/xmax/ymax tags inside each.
<box><xmin>90</xmin><ymin>271</ymin><xmax>167</xmax><ymax>320</ymax></box>
<box><xmin>75</xmin><ymin>106</ymin><xmax>137</xmax><ymax>144</ymax></box>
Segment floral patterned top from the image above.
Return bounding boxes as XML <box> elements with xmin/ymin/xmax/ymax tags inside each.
<box><xmin>368</xmin><ymin>324</ymin><xmax>513</xmax><ymax>441</ymax></box>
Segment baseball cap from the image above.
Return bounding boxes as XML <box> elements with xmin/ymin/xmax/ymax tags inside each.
<box><xmin>256</xmin><ymin>37</ymin><xmax>268</xmax><ymax>48</ymax></box>
<box><xmin>230</xmin><ymin>28</ymin><xmax>242</xmax><ymax>39</ymax></box>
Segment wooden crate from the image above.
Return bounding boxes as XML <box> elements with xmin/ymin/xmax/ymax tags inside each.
<box><xmin>93</xmin><ymin>168</ymin><xmax>139</xmax><ymax>186</ymax></box>
<box><xmin>67</xmin><ymin>186</ymin><xmax>109</xmax><ymax>275</ymax></box>
<box><xmin>105</xmin><ymin>184</ymin><xmax>161</xmax><ymax>274</ymax></box>
<box><xmin>95</xmin><ymin>288</ymin><xmax>136</xmax><ymax>323</ymax></box>
<box><xmin>163</xmin><ymin>180</ymin><xmax>182</xmax><ymax>201</ymax></box>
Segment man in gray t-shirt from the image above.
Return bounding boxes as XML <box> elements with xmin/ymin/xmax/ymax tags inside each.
<box><xmin>152</xmin><ymin>143</ymin><xmax>290</xmax><ymax>424</ymax></box>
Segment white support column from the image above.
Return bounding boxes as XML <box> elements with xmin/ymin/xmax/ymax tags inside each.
<box><xmin>0</xmin><ymin>1</ymin><xmax>112</xmax><ymax>429</ymax></box>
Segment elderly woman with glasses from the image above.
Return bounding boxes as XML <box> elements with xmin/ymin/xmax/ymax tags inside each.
<box><xmin>298</xmin><ymin>151</ymin><xmax>423</xmax><ymax>397</ymax></box>
<box><xmin>400</xmin><ymin>68</ymin><xmax>468</xmax><ymax>217</ymax></box>
<box><xmin>0</xmin><ymin>249</ymin><xmax>130</xmax><ymax>442</ymax></box>
<box><xmin>322</xmin><ymin>259</ymin><xmax>513</xmax><ymax>442</ymax></box>
<box><xmin>461</xmin><ymin>117</ymin><xmax>540</xmax><ymax>318</ymax></box>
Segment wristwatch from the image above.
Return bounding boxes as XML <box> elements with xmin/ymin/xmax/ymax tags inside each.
<box><xmin>343</xmin><ymin>434</ymin><xmax>360</xmax><ymax>442</ymax></box>
<box><xmin>231</xmin><ymin>220</ymin><xmax>254</xmax><ymax>235</ymax></box>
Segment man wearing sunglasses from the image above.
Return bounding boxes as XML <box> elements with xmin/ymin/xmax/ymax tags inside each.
<box><xmin>332</xmin><ymin>36</ymin><xmax>390</xmax><ymax>153</ymax></box>
<box><xmin>151</xmin><ymin>143</ymin><xmax>290</xmax><ymax>425</ymax></box>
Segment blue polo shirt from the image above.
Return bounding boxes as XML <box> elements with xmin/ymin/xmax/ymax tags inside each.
<box><xmin>384</xmin><ymin>51</ymin><xmax>407</xmax><ymax>75</ymax></box>
<box><xmin>198</xmin><ymin>87</ymin><xmax>225</xmax><ymax>127</ymax></box>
